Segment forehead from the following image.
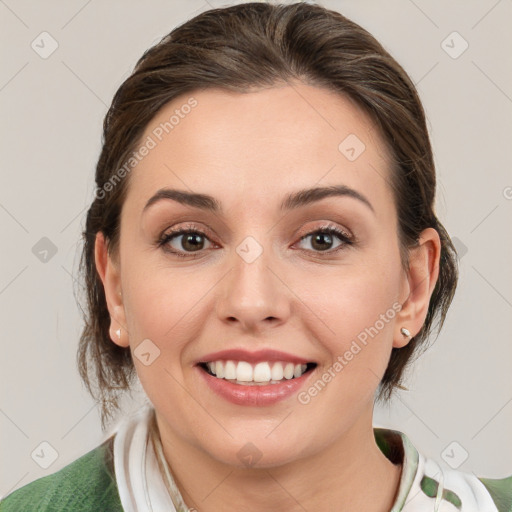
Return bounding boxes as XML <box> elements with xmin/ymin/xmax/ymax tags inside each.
<box><xmin>125</xmin><ymin>83</ymin><xmax>394</xmax><ymax>217</ymax></box>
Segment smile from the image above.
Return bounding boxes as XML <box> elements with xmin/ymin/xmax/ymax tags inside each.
<box><xmin>200</xmin><ymin>360</ymin><xmax>316</xmax><ymax>385</ymax></box>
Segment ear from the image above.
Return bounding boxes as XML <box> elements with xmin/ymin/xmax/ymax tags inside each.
<box><xmin>394</xmin><ymin>227</ymin><xmax>441</xmax><ymax>348</ymax></box>
<box><xmin>94</xmin><ymin>231</ymin><xmax>129</xmax><ymax>348</ymax></box>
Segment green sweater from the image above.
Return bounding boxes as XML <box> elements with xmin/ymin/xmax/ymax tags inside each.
<box><xmin>2</xmin><ymin>430</ymin><xmax>512</xmax><ymax>511</ymax></box>
<box><xmin>0</xmin><ymin>437</ymin><xmax>123</xmax><ymax>511</ymax></box>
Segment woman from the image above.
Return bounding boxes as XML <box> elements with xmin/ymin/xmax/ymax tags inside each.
<box><xmin>1</xmin><ymin>2</ymin><xmax>510</xmax><ymax>511</ymax></box>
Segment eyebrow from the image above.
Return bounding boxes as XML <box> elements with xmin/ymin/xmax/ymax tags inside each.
<box><xmin>142</xmin><ymin>184</ymin><xmax>375</xmax><ymax>215</ymax></box>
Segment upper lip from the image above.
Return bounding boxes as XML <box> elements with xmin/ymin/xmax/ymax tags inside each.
<box><xmin>195</xmin><ymin>348</ymin><xmax>314</xmax><ymax>365</ymax></box>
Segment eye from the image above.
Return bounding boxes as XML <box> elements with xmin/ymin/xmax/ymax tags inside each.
<box><xmin>157</xmin><ymin>222</ymin><xmax>354</xmax><ymax>259</ymax></box>
<box><xmin>295</xmin><ymin>224</ymin><xmax>354</xmax><ymax>254</ymax></box>
<box><xmin>157</xmin><ymin>224</ymin><xmax>215</xmax><ymax>258</ymax></box>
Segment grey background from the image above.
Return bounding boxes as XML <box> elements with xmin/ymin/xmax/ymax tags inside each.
<box><xmin>1</xmin><ymin>0</ymin><xmax>511</xmax><ymax>498</ymax></box>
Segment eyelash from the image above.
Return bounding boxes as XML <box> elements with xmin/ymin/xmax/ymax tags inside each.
<box><xmin>156</xmin><ymin>222</ymin><xmax>355</xmax><ymax>259</ymax></box>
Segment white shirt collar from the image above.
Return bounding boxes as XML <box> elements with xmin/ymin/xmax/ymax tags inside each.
<box><xmin>111</xmin><ymin>403</ymin><xmax>499</xmax><ymax>511</ymax></box>
<box><xmin>113</xmin><ymin>403</ymin><xmax>176</xmax><ymax>512</ymax></box>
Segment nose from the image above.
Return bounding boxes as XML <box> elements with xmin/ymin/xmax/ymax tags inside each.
<box><xmin>215</xmin><ymin>240</ymin><xmax>292</xmax><ymax>334</ymax></box>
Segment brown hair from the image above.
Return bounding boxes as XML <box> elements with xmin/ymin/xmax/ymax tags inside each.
<box><xmin>77</xmin><ymin>2</ymin><xmax>458</xmax><ymax>428</ymax></box>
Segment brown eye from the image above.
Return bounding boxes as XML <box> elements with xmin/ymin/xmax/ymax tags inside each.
<box><xmin>178</xmin><ymin>232</ymin><xmax>206</xmax><ymax>252</ymax></box>
<box><xmin>158</xmin><ymin>229</ymin><xmax>214</xmax><ymax>257</ymax></box>
<box><xmin>309</xmin><ymin>232</ymin><xmax>335</xmax><ymax>251</ymax></box>
<box><xmin>296</xmin><ymin>226</ymin><xmax>353</xmax><ymax>254</ymax></box>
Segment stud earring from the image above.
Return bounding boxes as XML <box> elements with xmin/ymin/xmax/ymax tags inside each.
<box><xmin>400</xmin><ymin>327</ymin><xmax>411</xmax><ymax>338</ymax></box>
<box><xmin>115</xmin><ymin>328</ymin><xmax>121</xmax><ymax>339</ymax></box>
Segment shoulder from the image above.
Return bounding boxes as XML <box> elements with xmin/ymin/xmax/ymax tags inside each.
<box><xmin>0</xmin><ymin>436</ymin><xmax>124</xmax><ymax>512</ymax></box>
<box><xmin>375</xmin><ymin>427</ymin><xmax>512</xmax><ymax>511</ymax></box>
<box><xmin>477</xmin><ymin>474</ymin><xmax>512</xmax><ymax>512</ymax></box>
<box><xmin>414</xmin><ymin>454</ymin><xmax>512</xmax><ymax>511</ymax></box>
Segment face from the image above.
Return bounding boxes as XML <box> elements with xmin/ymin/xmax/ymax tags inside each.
<box><xmin>98</xmin><ymin>82</ymin><xmax>424</xmax><ymax>468</ymax></box>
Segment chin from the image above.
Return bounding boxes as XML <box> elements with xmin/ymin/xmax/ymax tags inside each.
<box><xmin>201</xmin><ymin>428</ymin><xmax>310</xmax><ymax>470</ymax></box>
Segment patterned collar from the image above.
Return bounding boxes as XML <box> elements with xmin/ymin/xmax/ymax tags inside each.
<box><xmin>113</xmin><ymin>405</ymin><xmax>503</xmax><ymax>511</ymax></box>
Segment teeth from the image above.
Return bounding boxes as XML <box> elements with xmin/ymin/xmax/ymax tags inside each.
<box><xmin>271</xmin><ymin>362</ymin><xmax>283</xmax><ymax>381</ymax></box>
<box><xmin>204</xmin><ymin>360</ymin><xmax>311</xmax><ymax>383</ymax></box>
<box><xmin>215</xmin><ymin>361</ymin><xmax>225</xmax><ymax>379</ymax></box>
<box><xmin>236</xmin><ymin>361</ymin><xmax>253</xmax><ymax>382</ymax></box>
<box><xmin>253</xmin><ymin>362</ymin><xmax>271</xmax><ymax>383</ymax></box>
<box><xmin>224</xmin><ymin>360</ymin><xmax>237</xmax><ymax>380</ymax></box>
<box><xmin>283</xmin><ymin>362</ymin><xmax>294</xmax><ymax>379</ymax></box>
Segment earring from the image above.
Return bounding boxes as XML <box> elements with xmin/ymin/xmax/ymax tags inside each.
<box><xmin>115</xmin><ymin>328</ymin><xmax>121</xmax><ymax>339</ymax></box>
<box><xmin>400</xmin><ymin>327</ymin><xmax>411</xmax><ymax>338</ymax></box>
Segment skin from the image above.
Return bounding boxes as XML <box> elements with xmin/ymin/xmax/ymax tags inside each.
<box><xmin>95</xmin><ymin>82</ymin><xmax>441</xmax><ymax>511</ymax></box>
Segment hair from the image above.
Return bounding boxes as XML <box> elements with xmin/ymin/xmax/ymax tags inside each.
<box><xmin>77</xmin><ymin>1</ymin><xmax>458</xmax><ymax>428</ymax></box>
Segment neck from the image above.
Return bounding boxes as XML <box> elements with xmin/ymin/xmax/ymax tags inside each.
<box><xmin>155</xmin><ymin>406</ymin><xmax>402</xmax><ymax>512</ymax></box>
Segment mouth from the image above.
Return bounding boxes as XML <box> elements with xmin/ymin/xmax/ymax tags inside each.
<box><xmin>196</xmin><ymin>359</ymin><xmax>318</xmax><ymax>406</ymax></box>
<box><xmin>198</xmin><ymin>360</ymin><xmax>317</xmax><ymax>386</ymax></box>
<box><xmin>194</xmin><ymin>348</ymin><xmax>319</xmax><ymax>406</ymax></box>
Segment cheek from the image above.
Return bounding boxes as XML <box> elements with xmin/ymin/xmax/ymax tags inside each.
<box><xmin>293</xmin><ymin>269</ymin><xmax>401</xmax><ymax>416</ymax></box>
<box><xmin>299</xmin><ymin>249</ymin><xmax>402</xmax><ymax>361</ymax></box>
<box><xmin>124</xmin><ymin>257</ymin><xmax>203</xmax><ymax>332</ymax></box>
<box><xmin>122</xmin><ymin>265</ymin><xmax>208</xmax><ymax>408</ymax></box>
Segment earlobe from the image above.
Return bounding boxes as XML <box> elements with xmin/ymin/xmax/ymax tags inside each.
<box><xmin>94</xmin><ymin>232</ymin><xmax>130</xmax><ymax>348</ymax></box>
<box><xmin>400</xmin><ymin>327</ymin><xmax>411</xmax><ymax>339</ymax></box>
<box><xmin>393</xmin><ymin>227</ymin><xmax>441</xmax><ymax>349</ymax></box>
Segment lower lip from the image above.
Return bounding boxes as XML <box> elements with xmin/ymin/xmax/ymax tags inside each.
<box><xmin>196</xmin><ymin>366</ymin><xmax>314</xmax><ymax>406</ymax></box>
